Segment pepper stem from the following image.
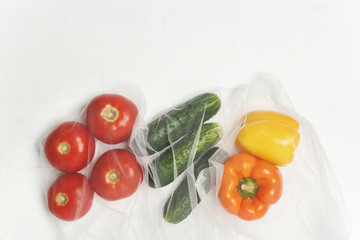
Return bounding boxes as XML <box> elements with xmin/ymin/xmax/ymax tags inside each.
<box><xmin>238</xmin><ymin>177</ymin><xmax>258</xmax><ymax>199</ymax></box>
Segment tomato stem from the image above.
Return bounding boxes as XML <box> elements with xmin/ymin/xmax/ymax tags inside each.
<box><xmin>58</xmin><ymin>142</ymin><xmax>70</xmax><ymax>155</ymax></box>
<box><xmin>238</xmin><ymin>178</ymin><xmax>258</xmax><ymax>199</ymax></box>
<box><xmin>56</xmin><ymin>192</ymin><xmax>69</xmax><ymax>206</ymax></box>
<box><xmin>107</xmin><ymin>169</ymin><xmax>120</xmax><ymax>184</ymax></box>
<box><xmin>101</xmin><ymin>104</ymin><xmax>119</xmax><ymax>122</ymax></box>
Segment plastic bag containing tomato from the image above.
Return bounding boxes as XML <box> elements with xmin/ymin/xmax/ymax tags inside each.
<box><xmin>128</xmin><ymin>74</ymin><xmax>349</xmax><ymax>240</ymax></box>
<box><xmin>39</xmin><ymin>84</ymin><xmax>146</xmax><ymax>239</ymax></box>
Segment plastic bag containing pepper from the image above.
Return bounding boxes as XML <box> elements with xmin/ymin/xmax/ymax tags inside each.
<box><xmin>191</xmin><ymin>76</ymin><xmax>349</xmax><ymax>240</ymax></box>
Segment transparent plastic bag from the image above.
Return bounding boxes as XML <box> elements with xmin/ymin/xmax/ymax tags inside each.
<box><xmin>39</xmin><ymin>83</ymin><xmax>146</xmax><ymax>239</ymax></box>
<box><xmin>130</xmin><ymin>73</ymin><xmax>349</xmax><ymax>240</ymax></box>
<box><xmin>39</xmin><ymin>75</ymin><xmax>349</xmax><ymax>240</ymax></box>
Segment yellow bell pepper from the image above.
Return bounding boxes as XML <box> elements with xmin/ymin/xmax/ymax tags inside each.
<box><xmin>235</xmin><ymin>110</ymin><xmax>300</xmax><ymax>166</ymax></box>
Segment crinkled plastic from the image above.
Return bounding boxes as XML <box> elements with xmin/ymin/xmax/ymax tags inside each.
<box><xmin>130</xmin><ymin>74</ymin><xmax>349</xmax><ymax>240</ymax></box>
<box><xmin>40</xmin><ymin>75</ymin><xmax>349</xmax><ymax>240</ymax></box>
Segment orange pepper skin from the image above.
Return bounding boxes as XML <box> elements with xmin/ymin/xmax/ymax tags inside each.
<box><xmin>218</xmin><ymin>152</ymin><xmax>282</xmax><ymax>220</ymax></box>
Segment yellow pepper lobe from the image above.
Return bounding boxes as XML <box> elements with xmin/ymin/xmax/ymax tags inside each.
<box><xmin>236</xmin><ymin>111</ymin><xmax>300</xmax><ymax>166</ymax></box>
<box><xmin>243</xmin><ymin>110</ymin><xmax>299</xmax><ymax>129</ymax></box>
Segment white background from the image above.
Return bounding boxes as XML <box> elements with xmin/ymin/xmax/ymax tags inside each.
<box><xmin>0</xmin><ymin>0</ymin><xmax>359</xmax><ymax>239</ymax></box>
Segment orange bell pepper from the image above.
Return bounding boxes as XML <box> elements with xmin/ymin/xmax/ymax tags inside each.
<box><xmin>218</xmin><ymin>152</ymin><xmax>282</xmax><ymax>220</ymax></box>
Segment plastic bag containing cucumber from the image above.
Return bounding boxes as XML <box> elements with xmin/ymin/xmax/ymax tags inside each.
<box><xmin>130</xmin><ymin>74</ymin><xmax>349</xmax><ymax>240</ymax></box>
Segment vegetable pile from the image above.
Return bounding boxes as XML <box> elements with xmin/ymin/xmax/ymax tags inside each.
<box><xmin>143</xmin><ymin>93</ymin><xmax>225</xmax><ymax>224</ymax></box>
<box><xmin>42</xmin><ymin>91</ymin><xmax>301</xmax><ymax>224</ymax></box>
<box><xmin>218</xmin><ymin>110</ymin><xmax>300</xmax><ymax>220</ymax></box>
<box><xmin>44</xmin><ymin>94</ymin><xmax>142</xmax><ymax>221</ymax></box>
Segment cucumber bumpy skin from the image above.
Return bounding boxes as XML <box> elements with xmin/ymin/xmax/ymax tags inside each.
<box><xmin>163</xmin><ymin>147</ymin><xmax>225</xmax><ymax>224</ymax></box>
<box><xmin>148</xmin><ymin>123</ymin><xmax>222</xmax><ymax>188</ymax></box>
<box><xmin>146</xmin><ymin>93</ymin><xmax>221</xmax><ymax>153</ymax></box>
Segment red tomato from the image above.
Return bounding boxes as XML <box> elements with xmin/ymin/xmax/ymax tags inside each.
<box><xmin>90</xmin><ymin>149</ymin><xmax>143</xmax><ymax>201</ymax></box>
<box><xmin>47</xmin><ymin>173</ymin><xmax>94</xmax><ymax>221</ymax></box>
<box><xmin>85</xmin><ymin>94</ymin><xmax>138</xmax><ymax>144</ymax></box>
<box><xmin>45</xmin><ymin>122</ymin><xmax>95</xmax><ymax>172</ymax></box>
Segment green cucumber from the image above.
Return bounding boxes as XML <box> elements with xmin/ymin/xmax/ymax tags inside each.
<box><xmin>146</xmin><ymin>93</ymin><xmax>221</xmax><ymax>152</ymax></box>
<box><xmin>148</xmin><ymin>123</ymin><xmax>222</xmax><ymax>188</ymax></box>
<box><xmin>163</xmin><ymin>147</ymin><xmax>227</xmax><ymax>224</ymax></box>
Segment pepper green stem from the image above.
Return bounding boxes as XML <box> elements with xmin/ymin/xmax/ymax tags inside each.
<box><xmin>238</xmin><ymin>177</ymin><xmax>259</xmax><ymax>199</ymax></box>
